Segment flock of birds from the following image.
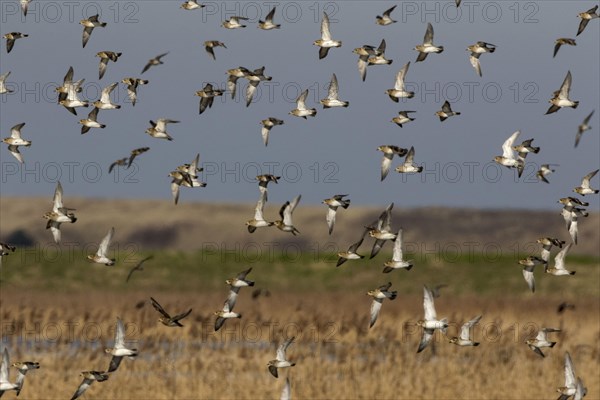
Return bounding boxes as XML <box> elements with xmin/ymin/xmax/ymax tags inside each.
<box><xmin>0</xmin><ymin>1</ymin><xmax>599</xmax><ymax>399</ymax></box>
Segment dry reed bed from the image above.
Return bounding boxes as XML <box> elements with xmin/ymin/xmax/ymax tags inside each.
<box><xmin>1</xmin><ymin>290</ymin><xmax>598</xmax><ymax>399</ymax></box>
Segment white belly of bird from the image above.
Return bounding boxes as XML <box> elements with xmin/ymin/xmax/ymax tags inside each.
<box><xmin>396</xmin><ymin>165</ymin><xmax>419</xmax><ymax>173</ymax></box>
<box><xmin>275</xmin><ymin>361</ymin><xmax>293</xmax><ymax>368</ymax></box>
<box><xmin>112</xmin><ymin>348</ymin><xmax>136</xmax><ymax>357</ymax></box>
<box><xmin>294</xmin><ymin>110</ymin><xmax>314</xmax><ymax>117</ymax></box>
<box><xmin>423</xmin><ymin>320</ymin><xmax>446</xmax><ymax>329</ymax></box>
<box><xmin>83</xmin><ymin>121</ymin><xmax>102</xmax><ymax>128</ymax></box>
<box><xmin>324</xmin><ymin>99</ymin><xmax>346</xmax><ymax>107</ymax></box>
<box><xmin>95</xmin><ymin>102</ymin><xmax>118</xmax><ymax>110</ymax></box>
<box><xmin>371</xmin><ymin>231</ymin><xmax>396</xmax><ymax>240</ymax></box>
<box><xmin>392</xmin><ymin>90</ymin><xmax>412</xmax><ymax>98</ymax></box>
<box><xmin>385</xmin><ymin>261</ymin><xmax>410</xmax><ymax>269</ymax></box>
<box><xmin>0</xmin><ymin>382</ymin><xmax>18</xmax><ymax>391</ymax></box>
<box><xmin>321</xmin><ymin>40</ymin><xmax>340</xmax><ymax>48</ymax></box>
<box><xmin>339</xmin><ymin>252</ymin><xmax>361</xmax><ymax>260</ymax></box>
<box><xmin>54</xmin><ymin>214</ymin><xmax>74</xmax><ymax>223</ymax></box>
<box><xmin>555</xmin><ymin>99</ymin><xmax>575</xmax><ymax>107</ymax></box>
<box><xmin>422</xmin><ymin>45</ymin><xmax>441</xmax><ymax>53</ymax></box>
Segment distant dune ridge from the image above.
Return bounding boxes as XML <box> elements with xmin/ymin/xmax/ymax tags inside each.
<box><xmin>1</xmin><ymin>197</ymin><xmax>599</xmax><ymax>256</ymax></box>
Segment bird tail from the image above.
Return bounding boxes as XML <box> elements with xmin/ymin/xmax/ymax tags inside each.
<box><xmin>440</xmin><ymin>318</ymin><xmax>449</xmax><ymax>334</ymax></box>
<box><xmin>573</xmin><ymin>101</ymin><xmax>579</xmax><ymax>109</ymax></box>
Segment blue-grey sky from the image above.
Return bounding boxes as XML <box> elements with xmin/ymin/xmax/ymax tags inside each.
<box><xmin>1</xmin><ymin>1</ymin><xmax>599</xmax><ymax>210</ymax></box>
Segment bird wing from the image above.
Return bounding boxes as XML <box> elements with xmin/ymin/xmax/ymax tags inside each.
<box><xmin>10</xmin><ymin>123</ymin><xmax>24</xmax><ymax>139</ymax></box>
<box><xmin>283</xmin><ymin>195</ymin><xmax>301</xmax><ymax>225</ymax></box>
<box><xmin>88</xmin><ymin>107</ymin><xmax>99</xmax><ymax>121</ymax></box>
<box><xmin>0</xmin><ymin>348</ymin><xmax>9</xmax><ymax>383</ymax></box>
<box><xmin>383</xmin><ymin>5</ymin><xmax>396</xmax><ymax>17</ymax></box>
<box><xmin>522</xmin><ymin>266</ymin><xmax>535</xmax><ymax>292</ymax></box>
<box><xmin>107</xmin><ymin>356</ymin><xmax>123</xmax><ymax>373</ymax></box>
<box><xmin>323</xmin><ymin>206</ymin><xmax>337</xmax><ymax>237</ymax></box>
<box><xmin>214</xmin><ymin>316</ymin><xmax>226</xmax><ymax>331</ymax></box>
<box><xmin>405</xmin><ymin>146</ymin><xmax>416</xmax><ymax>165</ymax></box>
<box><xmin>226</xmin><ymin>289</ymin><xmax>239</xmax><ymax>311</ymax></box>
<box><xmin>577</xmin><ymin>18</ymin><xmax>589</xmax><ymax>36</ymax></box>
<box><xmin>417</xmin><ymin>328</ymin><xmax>434</xmax><ymax>353</ymax></box>
<box><xmin>535</xmin><ymin>329</ymin><xmax>548</xmax><ymax>342</ymax></box>
<box><xmin>100</xmin><ymin>82</ymin><xmax>117</xmax><ymax>103</ymax></box>
<box><xmin>276</xmin><ymin>337</ymin><xmax>295</xmax><ymax>361</ymax></box>
<box><xmin>71</xmin><ymin>378</ymin><xmax>93</xmax><ymax>400</ymax></box>
<box><xmin>49</xmin><ymin>221</ymin><xmax>61</xmax><ymax>244</ymax></box>
<box><xmin>114</xmin><ymin>317</ymin><xmax>125</xmax><ymax>348</ymax></box>
<box><xmin>7</xmin><ymin>145</ymin><xmax>24</xmax><ymax>163</ymax></box>
<box><xmin>171</xmin><ymin>182</ymin><xmax>180</xmax><ymax>205</ymax></box>
<box><xmin>581</xmin><ymin>169</ymin><xmax>598</xmax><ymax>189</ymax></box>
<box><xmin>460</xmin><ymin>315</ymin><xmax>482</xmax><ymax>341</ymax></box>
<box><xmin>53</xmin><ymin>181</ymin><xmax>64</xmax><ymax>212</ymax></box>
<box><xmin>347</xmin><ymin>233</ymin><xmax>365</xmax><ymax>253</ymax></box>
<box><xmin>554</xmin><ymin>243</ymin><xmax>572</xmax><ymax>270</ymax></box>
<box><xmin>574</xmin><ymin>377</ymin><xmax>587</xmax><ymax>400</ymax></box>
<box><xmin>564</xmin><ymin>352</ymin><xmax>576</xmax><ymax>388</ymax></box>
<box><xmin>423</xmin><ymin>285</ymin><xmax>437</xmax><ymax>321</ymax></box>
<box><xmin>125</xmin><ymin>265</ymin><xmax>137</xmax><ymax>283</ymax></box>
<box><xmin>558</xmin><ymin>71</ymin><xmax>572</xmax><ymax>99</ymax></box>
<box><xmin>96</xmin><ymin>227</ymin><xmax>114</xmax><ymax>258</ymax></box>
<box><xmin>236</xmin><ymin>267</ymin><xmax>252</xmax><ymax>280</ymax></box>
<box><xmin>14</xmin><ymin>369</ymin><xmax>25</xmax><ymax>395</ymax></box>
<box><xmin>395</xmin><ymin>62</ymin><xmax>409</xmax><ymax>90</ymax></box>
<box><xmin>82</xmin><ymin>27</ymin><xmax>93</xmax><ymax>48</ymax></box>
<box><xmin>530</xmin><ymin>345</ymin><xmax>545</xmax><ymax>358</ymax></box>
<box><xmin>502</xmin><ymin>131</ymin><xmax>520</xmax><ymax>159</ymax></box>
<box><xmin>380</xmin><ymin>152</ymin><xmax>393</xmax><ymax>181</ymax></box>
<box><xmin>441</xmin><ymin>100</ymin><xmax>452</xmax><ymax>113</ymax></box>
<box><xmin>327</xmin><ymin>73</ymin><xmax>339</xmax><ymax>100</ymax></box>
<box><xmin>377</xmin><ymin>38</ymin><xmax>387</xmax><ymax>53</ymax></box>
<box><xmin>391</xmin><ymin>228</ymin><xmax>404</xmax><ymax>261</ymax></box>
<box><xmin>63</xmin><ymin>66</ymin><xmax>74</xmax><ymax>85</ymax></box>
<box><xmin>98</xmin><ymin>58</ymin><xmax>108</xmax><ymax>79</ymax></box>
<box><xmin>469</xmin><ymin>54</ymin><xmax>482</xmax><ymax>77</ymax></box>
<box><xmin>150</xmin><ymin>297</ymin><xmax>171</xmax><ymax>319</ymax></box>
<box><xmin>254</xmin><ymin>190</ymin><xmax>267</xmax><ymax>221</ymax></box>
<box><xmin>423</xmin><ymin>22</ymin><xmax>434</xmax><ymax>45</ymax></box>
<box><xmin>245</xmin><ymin>80</ymin><xmax>259</xmax><ymax>107</ymax></box>
<box><xmin>280</xmin><ymin>377</ymin><xmax>291</xmax><ymax>400</ymax></box>
<box><xmin>172</xmin><ymin>308</ymin><xmax>192</xmax><ymax>322</ymax></box>
<box><xmin>141</xmin><ymin>60</ymin><xmax>153</xmax><ymax>74</ymax></box>
<box><xmin>582</xmin><ymin>109</ymin><xmax>594</xmax><ymax>125</ymax></box>
<box><xmin>380</xmin><ymin>202</ymin><xmax>394</xmax><ymax>231</ymax></box>
<box><xmin>205</xmin><ymin>45</ymin><xmax>216</xmax><ymax>60</ymax></box>
<box><xmin>553</xmin><ymin>42</ymin><xmax>561</xmax><ymax>58</ymax></box>
<box><xmin>369</xmin><ymin>298</ymin><xmax>383</xmax><ymax>328</ymax></box>
<box><xmin>266</xmin><ymin>7</ymin><xmax>276</xmax><ymax>22</ymax></box>
<box><xmin>321</xmin><ymin>12</ymin><xmax>331</xmax><ymax>41</ymax></box>
<box><xmin>357</xmin><ymin>57</ymin><xmax>367</xmax><ymax>81</ymax></box>
<box><xmin>296</xmin><ymin>89</ymin><xmax>308</xmax><ymax>110</ymax></box>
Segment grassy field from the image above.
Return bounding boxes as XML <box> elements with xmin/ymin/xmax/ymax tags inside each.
<box><xmin>2</xmin><ymin>198</ymin><xmax>599</xmax><ymax>256</ymax></box>
<box><xmin>1</xmin><ymin>248</ymin><xmax>598</xmax><ymax>399</ymax></box>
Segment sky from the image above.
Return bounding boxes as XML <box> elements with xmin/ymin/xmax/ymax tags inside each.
<box><xmin>0</xmin><ymin>0</ymin><xmax>599</xmax><ymax>211</ymax></box>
